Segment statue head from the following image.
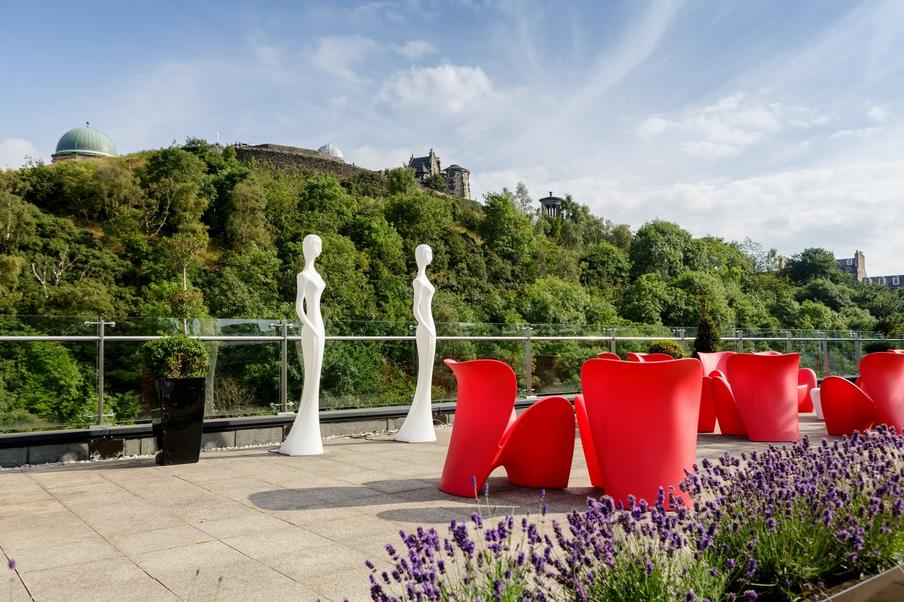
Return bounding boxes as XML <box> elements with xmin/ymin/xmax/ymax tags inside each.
<box><xmin>302</xmin><ymin>234</ymin><xmax>322</xmax><ymax>262</ymax></box>
<box><xmin>415</xmin><ymin>244</ymin><xmax>433</xmax><ymax>270</ymax></box>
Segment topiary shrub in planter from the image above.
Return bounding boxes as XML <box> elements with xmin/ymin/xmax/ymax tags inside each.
<box><xmin>647</xmin><ymin>340</ymin><xmax>684</xmax><ymax>358</ymax></box>
<box><xmin>142</xmin><ymin>335</ymin><xmax>209</xmax><ymax>465</ymax></box>
<box><xmin>694</xmin><ymin>296</ymin><xmax>721</xmax><ymax>356</ymax></box>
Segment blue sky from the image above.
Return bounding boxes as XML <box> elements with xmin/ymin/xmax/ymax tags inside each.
<box><xmin>3</xmin><ymin>0</ymin><xmax>904</xmax><ymax>274</ymax></box>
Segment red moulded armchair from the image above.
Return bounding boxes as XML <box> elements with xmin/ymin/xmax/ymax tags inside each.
<box><xmin>858</xmin><ymin>352</ymin><xmax>904</xmax><ymax>431</ymax></box>
<box><xmin>818</xmin><ymin>376</ymin><xmax>877</xmax><ymax>435</ymax></box>
<box><xmin>697</xmin><ymin>351</ymin><xmax>735</xmax><ymax>376</ymax></box>
<box><xmin>576</xmin><ymin>357</ymin><xmax>702</xmax><ymax>508</ymax></box>
<box><xmin>725</xmin><ymin>353</ymin><xmax>800</xmax><ymax>442</ymax></box>
<box><xmin>439</xmin><ymin>359</ymin><xmax>575</xmax><ymax>497</ymax></box>
<box><xmin>797</xmin><ymin>368</ymin><xmax>818</xmax><ymax>412</ymax></box>
<box><xmin>626</xmin><ymin>352</ymin><xmax>647</xmax><ymax>362</ymax></box>
<box><xmin>709</xmin><ymin>370</ymin><xmax>746</xmax><ymax>436</ymax></box>
<box><xmin>597</xmin><ymin>352</ymin><xmax>621</xmax><ymax>360</ymax></box>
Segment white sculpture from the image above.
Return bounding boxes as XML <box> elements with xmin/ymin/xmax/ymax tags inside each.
<box><xmin>395</xmin><ymin>244</ymin><xmax>437</xmax><ymax>443</ymax></box>
<box><xmin>279</xmin><ymin>234</ymin><xmax>325</xmax><ymax>456</ymax></box>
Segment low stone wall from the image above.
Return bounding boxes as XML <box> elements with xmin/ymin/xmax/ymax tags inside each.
<box><xmin>0</xmin><ymin>411</ymin><xmax>457</xmax><ymax>467</ymax></box>
<box><xmin>234</xmin><ymin>145</ymin><xmax>372</xmax><ymax>179</ymax></box>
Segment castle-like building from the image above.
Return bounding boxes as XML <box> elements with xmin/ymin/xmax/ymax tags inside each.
<box><xmin>408</xmin><ymin>149</ymin><xmax>471</xmax><ymax>200</ymax></box>
<box><xmin>837</xmin><ymin>250</ymin><xmax>904</xmax><ymax>290</ymax></box>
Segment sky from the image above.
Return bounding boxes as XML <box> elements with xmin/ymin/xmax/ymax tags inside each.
<box><xmin>2</xmin><ymin>0</ymin><xmax>904</xmax><ymax>274</ymax></box>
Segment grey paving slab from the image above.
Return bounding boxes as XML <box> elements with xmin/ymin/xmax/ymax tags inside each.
<box><xmin>20</xmin><ymin>556</ymin><xmax>179</xmax><ymax>602</ymax></box>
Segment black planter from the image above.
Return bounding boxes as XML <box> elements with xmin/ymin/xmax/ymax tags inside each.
<box><xmin>151</xmin><ymin>377</ymin><xmax>205</xmax><ymax>465</ymax></box>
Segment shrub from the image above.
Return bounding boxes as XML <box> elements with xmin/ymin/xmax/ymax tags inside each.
<box><xmin>864</xmin><ymin>341</ymin><xmax>896</xmax><ymax>354</ymax></box>
<box><xmin>141</xmin><ymin>335</ymin><xmax>209</xmax><ymax>379</ymax></box>
<box><xmin>693</xmin><ymin>296</ymin><xmax>721</xmax><ymax>355</ymax></box>
<box><xmin>647</xmin><ymin>340</ymin><xmax>683</xmax><ymax>358</ymax></box>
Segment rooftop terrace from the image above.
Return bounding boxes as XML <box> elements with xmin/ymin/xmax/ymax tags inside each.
<box><xmin>0</xmin><ymin>416</ymin><xmax>838</xmax><ymax>602</ymax></box>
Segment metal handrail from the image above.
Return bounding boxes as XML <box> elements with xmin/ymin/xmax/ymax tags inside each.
<box><xmin>1</xmin><ymin>322</ymin><xmax>900</xmax><ymax>427</ymax></box>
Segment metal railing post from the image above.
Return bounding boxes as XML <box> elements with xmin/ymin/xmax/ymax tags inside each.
<box><xmin>822</xmin><ymin>331</ymin><xmax>830</xmax><ymax>376</ymax></box>
<box><xmin>269</xmin><ymin>320</ymin><xmax>293</xmax><ymax>413</ymax></box>
<box><xmin>853</xmin><ymin>331</ymin><xmax>862</xmax><ymax>365</ymax></box>
<box><xmin>676</xmin><ymin>328</ymin><xmax>686</xmax><ymax>354</ymax></box>
<box><xmin>784</xmin><ymin>330</ymin><xmax>792</xmax><ymax>354</ymax></box>
<box><xmin>84</xmin><ymin>319</ymin><xmax>115</xmax><ymax>425</ymax></box>
<box><xmin>523</xmin><ymin>325</ymin><xmax>533</xmax><ymax>397</ymax></box>
<box><xmin>735</xmin><ymin>329</ymin><xmax>744</xmax><ymax>352</ymax></box>
<box><xmin>609</xmin><ymin>327</ymin><xmax>617</xmax><ymax>354</ymax></box>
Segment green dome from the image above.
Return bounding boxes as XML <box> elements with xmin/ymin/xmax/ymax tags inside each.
<box><xmin>53</xmin><ymin>124</ymin><xmax>118</xmax><ymax>159</ymax></box>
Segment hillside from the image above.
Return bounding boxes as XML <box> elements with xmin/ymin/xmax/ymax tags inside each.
<box><xmin>0</xmin><ymin>139</ymin><xmax>901</xmax><ymax>428</ymax></box>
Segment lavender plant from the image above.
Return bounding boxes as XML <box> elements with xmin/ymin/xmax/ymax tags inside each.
<box><xmin>364</xmin><ymin>430</ymin><xmax>904</xmax><ymax>601</ymax></box>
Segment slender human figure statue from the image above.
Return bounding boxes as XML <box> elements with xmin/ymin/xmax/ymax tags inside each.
<box><xmin>279</xmin><ymin>234</ymin><xmax>326</xmax><ymax>456</ymax></box>
<box><xmin>396</xmin><ymin>244</ymin><xmax>437</xmax><ymax>443</ymax></box>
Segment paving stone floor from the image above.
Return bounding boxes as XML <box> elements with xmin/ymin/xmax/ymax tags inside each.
<box><xmin>0</xmin><ymin>416</ymin><xmax>833</xmax><ymax>601</ymax></box>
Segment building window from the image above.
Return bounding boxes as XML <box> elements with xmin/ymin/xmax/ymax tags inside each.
<box><xmin>878</xmin><ymin>276</ymin><xmax>886</xmax><ymax>285</ymax></box>
<box><xmin>846</xmin><ymin>258</ymin><xmax>853</xmax><ymax>266</ymax></box>
<box><xmin>864</xmin><ymin>277</ymin><xmax>872</xmax><ymax>284</ymax></box>
<box><xmin>894</xmin><ymin>276</ymin><xmax>900</xmax><ymax>286</ymax></box>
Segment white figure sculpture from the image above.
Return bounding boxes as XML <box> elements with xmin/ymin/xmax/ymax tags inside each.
<box><xmin>279</xmin><ymin>234</ymin><xmax>325</xmax><ymax>456</ymax></box>
<box><xmin>395</xmin><ymin>244</ymin><xmax>437</xmax><ymax>443</ymax></box>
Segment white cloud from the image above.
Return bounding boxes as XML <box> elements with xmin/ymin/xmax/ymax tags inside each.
<box><xmin>867</xmin><ymin>104</ymin><xmax>890</xmax><ymax>122</ymax></box>
<box><xmin>0</xmin><ymin>138</ymin><xmax>42</xmax><ymax>169</ymax></box>
<box><xmin>637</xmin><ymin>117</ymin><xmax>672</xmax><ymax>137</ymax></box>
<box><xmin>309</xmin><ymin>35</ymin><xmax>380</xmax><ymax>81</ymax></box>
<box><xmin>829</xmin><ymin>127</ymin><xmax>879</xmax><ymax>139</ymax></box>
<box><xmin>636</xmin><ymin>92</ymin><xmax>829</xmax><ymax>158</ymax></box>
<box><xmin>395</xmin><ymin>40</ymin><xmax>437</xmax><ymax>59</ymax></box>
<box><xmin>379</xmin><ymin>64</ymin><xmax>498</xmax><ymax>115</ymax></box>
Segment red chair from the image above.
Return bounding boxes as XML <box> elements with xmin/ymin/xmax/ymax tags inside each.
<box><xmin>797</xmin><ymin>368</ymin><xmax>818</xmax><ymax>412</ymax></box>
<box><xmin>597</xmin><ymin>352</ymin><xmax>621</xmax><ymax>360</ymax></box>
<box><xmin>697</xmin><ymin>375</ymin><xmax>718</xmax><ymax>433</ymax></box>
<box><xmin>576</xmin><ymin>358</ymin><xmax>702</xmax><ymax>508</ymax></box>
<box><xmin>709</xmin><ymin>370</ymin><xmax>746</xmax><ymax>435</ymax></box>
<box><xmin>724</xmin><ymin>353</ymin><xmax>800</xmax><ymax>442</ymax></box>
<box><xmin>627</xmin><ymin>352</ymin><xmax>674</xmax><ymax>362</ymax></box>
<box><xmin>819</xmin><ymin>376</ymin><xmax>877</xmax><ymax>435</ymax></box>
<box><xmin>697</xmin><ymin>351</ymin><xmax>735</xmax><ymax>376</ymax></box>
<box><xmin>696</xmin><ymin>352</ymin><xmax>735</xmax><ymax>434</ymax></box>
<box><xmin>439</xmin><ymin>359</ymin><xmax>575</xmax><ymax>497</ymax></box>
<box><xmin>858</xmin><ymin>352</ymin><xmax>904</xmax><ymax>431</ymax></box>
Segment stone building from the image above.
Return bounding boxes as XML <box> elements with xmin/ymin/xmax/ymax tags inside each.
<box><xmin>51</xmin><ymin>123</ymin><xmax>118</xmax><ymax>162</ymax></box>
<box><xmin>408</xmin><ymin>149</ymin><xmax>471</xmax><ymax>199</ymax></box>
<box><xmin>837</xmin><ymin>250</ymin><xmax>904</xmax><ymax>289</ymax></box>
<box><xmin>837</xmin><ymin>250</ymin><xmax>867</xmax><ymax>282</ymax></box>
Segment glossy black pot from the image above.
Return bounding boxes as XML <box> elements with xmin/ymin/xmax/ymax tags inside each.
<box><xmin>151</xmin><ymin>377</ymin><xmax>205</xmax><ymax>465</ymax></box>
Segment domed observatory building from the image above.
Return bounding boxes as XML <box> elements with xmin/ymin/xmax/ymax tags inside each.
<box><xmin>52</xmin><ymin>123</ymin><xmax>118</xmax><ymax>163</ymax></box>
<box><xmin>317</xmin><ymin>143</ymin><xmax>345</xmax><ymax>163</ymax></box>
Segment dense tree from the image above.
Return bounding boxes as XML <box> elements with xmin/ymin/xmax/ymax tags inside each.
<box><xmin>629</xmin><ymin>220</ymin><xmax>699</xmax><ymax>280</ymax></box>
<box><xmin>783</xmin><ymin>248</ymin><xmax>849</xmax><ymax>285</ymax></box>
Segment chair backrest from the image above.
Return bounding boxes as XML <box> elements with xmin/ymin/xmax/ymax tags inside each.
<box><xmin>798</xmin><ymin>368</ymin><xmax>818</xmax><ymax>390</ymax></box>
<box><xmin>580</xmin><ymin>357</ymin><xmax>702</xmax><ymax>506</ymax></box>
<box><xmin>858</xmin><ymin>352</ymin><xmax>904</xmax><ymax>429</ymax></box>
<box><xmin>642</xmin><ymin>353</ymin><xmax>675</xmax><ymax>362</ymax></box>
<box><xmin>597</xmin><ymin>352</ymin><xmax>621</xmax><ymax>360</ymax></box>
<box><xmin>442</xmin><ymin>359</ymin><xmax>518</xmax><ymax>480</ymax></box>
<box><xmin>753</xmin><ymin>350</ymin><xmax>782</xmax><ymax>356</ymax></box>
<box><xmin>697</xmin><ymin>351</ymin><xmax>735</xmax><ymax>375</ymax></box>
<box><xmin>626</xmin><ymin>352</ymin><xmax>646</xmax><ymax>362</ymax></box>
<box><xmin>726</xmin><ymin>353</ymin><xmax>800</xmax><ymax>441</ymax></box>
